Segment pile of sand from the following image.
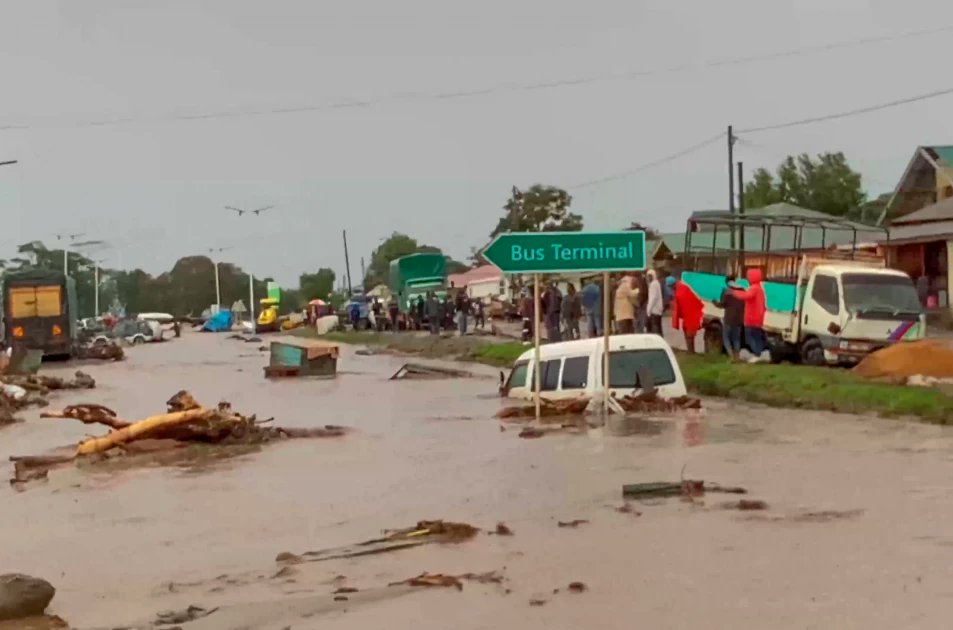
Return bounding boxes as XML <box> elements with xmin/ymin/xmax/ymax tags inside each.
<box><xmin>853</xmin><ymin>339</ymin><xmax>953</xmax><ymax>379</ymax></box>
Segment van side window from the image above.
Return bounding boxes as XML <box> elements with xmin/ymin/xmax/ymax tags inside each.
<box><xmin>561</xmin><ymin>356</ymin><xmax>589</xmax><ymax>389</ymax></box>
<box><xmin>540</xmin><ymin>359</ymin><xmax>561</xmax><ymax>391</ymax></box>
<box><xmin>604</xmin><ymin>349</ymin><xmax>676</xmax><ymax>388</ymax></box>
<box><xmin>812</xmin><ymin>274</ymin><xmax>839</xmax><ymax>314</ymax></box>
<box><xmin>504</xmin><ymin>362</ymin><xmax>528</xmax><ymax>391</ymax></box>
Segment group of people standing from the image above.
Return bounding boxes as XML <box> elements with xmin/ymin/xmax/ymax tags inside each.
<box><xmin>519</xmin><ymin>271</ymin><xmax>675</xmax><ymax>343</ymax></box>
<box><xmin>515</xmin><ymin>268</ymin><xmax>768</xmax><ymax>359</ymax></box>
<box><xmin>713</xmin><ymin>268</ymin><xmax>767</xmax><ymax>360</ymax></box>
<box><xmin>414</xmin><ymin>291</ymin><xmax>486</xmax><ymax>336</ymax></box>
<box><xmin>364</xmin><ymin>290</ymin><xmax>486</xmax><ymax>336</ymax></box>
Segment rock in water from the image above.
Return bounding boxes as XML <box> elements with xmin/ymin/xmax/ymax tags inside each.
<box><xmin>0</xmin><ymin>574</ymin><xmax>55</xmax><ymax>620</ymax></box>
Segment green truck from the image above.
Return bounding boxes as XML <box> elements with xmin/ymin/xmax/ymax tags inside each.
<box><xmin>388</xmin><ymin>253</ymin><xmax>447</xmax><ymax>312</ymax></box>
<box><xmin>2</xmin><ymin>270</ymin><xmax>79</xmax><ymax>357</ymax></box>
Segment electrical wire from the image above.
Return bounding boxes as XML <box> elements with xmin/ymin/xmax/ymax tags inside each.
<box><xmin>0</xmin><ymin>24</ymin><xmax>951</xmax><ymax>132</ymax></box>
<box><xmin>738</xmin><ymin>86</ymin><xmax>953</xmax><ymax>133</ymax></box>
<box><xmin>569</xmin><ymin>133</ymin><xmax>726</xmax><ymax>189</ymax></box>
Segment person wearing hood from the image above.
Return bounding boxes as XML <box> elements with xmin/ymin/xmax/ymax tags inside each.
<box><xmin>736</xmin><ymin>268</ymin><xmax>768</xmax><ymax>360</ymax></box>
<box><xmin>613</xmin><ymin>274</ymin><xmax>638</xmax><ymax>334</ymax></box>
<box><xmin>715</xmin><ymin>274</ymin><xmax>744</xmax><ymax>359</ymax></box>
<box><xmin>671</xmin><ymin>275</ymin><xmax>704</xmax><ymax>353</ymax></box>
<box><xmin>645</xmin><ymin>270</ymin><xmax>664</xmax><ymax>335</ymax></box>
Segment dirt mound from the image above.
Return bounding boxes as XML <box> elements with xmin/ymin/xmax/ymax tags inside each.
<box><xmin>853</xmin><ymin>339</ymin><xmax>953</xmax><ymax>379</ymax></box>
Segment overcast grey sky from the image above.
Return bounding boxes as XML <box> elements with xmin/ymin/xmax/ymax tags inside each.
<box><xmin>1</xmin><ymin>0</ymin><xmax>952</xmax><ymax>285</ymax></box>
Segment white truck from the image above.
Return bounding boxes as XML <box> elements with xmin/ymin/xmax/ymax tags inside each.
<box><xmin>682</xmin><ymin>215</ymin><xmax>925</xmax><ymax>366</ymax></box>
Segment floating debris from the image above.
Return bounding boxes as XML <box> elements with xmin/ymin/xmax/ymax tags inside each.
<box><xmin>390</xmin><ymin>363</ymin><xmax>472</xmax><ymax>380</ymax></box>
<box><xmin>494</xmin><ymin>522</ymin><xmax>514</xmax><ymax>536</ymax></box>
<box><xmin>496</xmin><ymin>397</ymin><xmax>590</xmax><ymax>419</ymax></box>
<box><xmin>289</xmin><ymin>520</ymin><xmax>479</xmax><ymax>564</ymax></box>
<box><xmin>622</xmin><ymin>480</ymin><xmax>747</xmax><ymax>500</ymax></box>
<box><xmin>9</xmin><ymin>391</ymin><xmax>350</xmax><ymax>485</ymax></box>
<box><xmin>390</xmin><ymin>573</ymin><xmax>463</xmax><ymax>591</ymax></box>
<box><xmin>557</xmin><ymin>519</ymin><xmax>589</xmax><ymax>528</ymax></box>
<box><xmin>567</xmin><ymin>581</ymin><xmax>588</xmax><ymax>593</ymax></box>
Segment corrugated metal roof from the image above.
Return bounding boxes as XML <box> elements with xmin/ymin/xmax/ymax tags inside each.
<box><xmin>882</xmin><ymin>220</ymin><xmax>953</xmax><ymax>244</ymax></box>
<box><xmin>891</xmin><ymin>195</ymin><xmax>953</xmax><ymax>225</ymax></box>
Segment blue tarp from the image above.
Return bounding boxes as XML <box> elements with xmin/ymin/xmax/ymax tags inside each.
<box><xmin>202</xmin><ymin>309</ymin><xmax>233</xmax><ymax>332</ymax></box>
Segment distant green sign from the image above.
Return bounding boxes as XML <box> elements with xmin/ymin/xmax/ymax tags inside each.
<box><xmin>267</xmin><ymin>281</ymin><xmax>281</xmax><ymax>302</ymax></box>
<box><xmin>482</xmin><ymin>231</ymin><xmax>646</xmax><ymax>273</ymax></box>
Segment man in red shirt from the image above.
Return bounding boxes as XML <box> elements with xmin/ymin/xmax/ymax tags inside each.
<box><xmin>736</xmin><ymin>268</ymin><xmax>767</xmax><ymax>361</ymax></box>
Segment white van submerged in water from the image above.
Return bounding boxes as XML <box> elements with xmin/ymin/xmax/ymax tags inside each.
<box><xmin>501</xmin><ymin>335</ymin><xmax>687</xmax><ymax>401</ymax></box>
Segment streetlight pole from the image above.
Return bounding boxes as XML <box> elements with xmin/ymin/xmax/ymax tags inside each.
<box><xmin>55</xmin><ymin>233</ymin><xmax>86</xmax><ymax>276</ymax></box>
<box><xmin>208</xmin><ymin>247</ymin><xmax>230</xmax><ymax>310</ymax></box>
<box><xmin>224</xmin><ymin>206</ymin><xmax>272</xmax><ymax>333</ymax></box>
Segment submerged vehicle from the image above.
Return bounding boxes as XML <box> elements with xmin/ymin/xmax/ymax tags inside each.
<box><xmin>93</xmin><ymin>319</ymin><xmax>163</xmax><ymax>346</ymax></box>
<box><xmin>502</xmin><ymin>335</ymin><xmax>687</xmax><ymax>401</ymax></box>
<box><xmin>682</xmin><ymin>212</ymin><xmax>924</xmax><ymax>365</ymax></box>
<box><xmin>2</xmin><ymin>270</ymin><xmax>78</xmax><ymax>357</ymax></box>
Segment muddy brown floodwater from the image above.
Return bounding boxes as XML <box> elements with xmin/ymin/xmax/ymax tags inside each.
<box><xmin>3</xmin><ymin>331</ymin><xmax>953</xmax><ymax>628</ymax></box>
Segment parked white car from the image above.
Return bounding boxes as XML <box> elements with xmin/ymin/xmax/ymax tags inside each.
<box><xmin>93</xmin><ymin>319</ymin><xmax>163</xmax><ymax>346</ymax></box>
<box><xmin>501</xmin><ymin>334</ymin><xmax>687</xmax><ymax>401</ymax></box>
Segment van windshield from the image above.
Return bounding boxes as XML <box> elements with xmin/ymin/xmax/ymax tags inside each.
<box><xmin>504</xmin><ymin>361</ymin><xmax>529</xmax><ymax>392</ymax></box>
<box><xmin>604</xmin><ymin>349</ymin><xmax>676</xmax><ymax>389</ymax></box>
<box><xmin>842</xmin><ymin>273</ymin><xmax>921</xmax><ymax>319</ymax></box>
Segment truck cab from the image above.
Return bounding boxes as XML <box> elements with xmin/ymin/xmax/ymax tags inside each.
<box><xmin>796</xmin><ymin>263</ymin><xmax>923</xmax><ymax>364</ymax></box>
<box><xmin>682</xmin><ymin>213</ymin><xmax>924</xmax><ymax>366</ymax></box>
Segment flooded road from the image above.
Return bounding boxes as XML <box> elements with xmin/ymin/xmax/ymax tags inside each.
<box><xmin>3</xmin><ymin>332</ymin><xmax>953</xmax><ymax>628</ymax></box>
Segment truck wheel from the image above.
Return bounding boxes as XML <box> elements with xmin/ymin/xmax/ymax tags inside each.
<box><xmin>800</xmin><ymin>338</ymin><xmax>826</xmax><ymax>366</ymax></box>
<box><xmin>703</xmin><ymin>322</ymin><xmax>724</xmax><ymax>355</ymax></box>
<box><xmin>132</xmin><ymin>336</ymin><xmax>145</xmax><ymax>346</ymax></box>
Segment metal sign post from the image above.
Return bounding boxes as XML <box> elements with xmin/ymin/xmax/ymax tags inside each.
<box><xmin>603</xmin><ymin>271</ymin><xmax>610</xmax><ymax>417</ymax></box>
<box><xmin>480</xmin><ymin>231</ymin><xmax>648</xmax><ymax>422</ymax></box>
<box><xmin>533</xmin><ymin>273</ymin><xmax>541</xmax><ymax>421</ymax></box>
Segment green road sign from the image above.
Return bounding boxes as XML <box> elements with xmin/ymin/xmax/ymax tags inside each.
<box><xmin>482</xmin><ymin>231</ymin><xmax>647</xmax><ymax>273</ymax></box>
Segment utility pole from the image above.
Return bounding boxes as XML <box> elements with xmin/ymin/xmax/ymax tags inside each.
<box><xmin>737</xmin><ymin>161</ymin><xmax>745</xmax><ymax>273</ymax></box>
<box><xmin>360</xmin><ymin>256</ymin><xmax>365</xmax><ymax>282</ymax></box>
<box><xmin>342</xmin><ymin>230</ymin><xmax>353</xmax><ymax>294</ymax></box>
<box><xmin>727</xmin><ymin>125</ymin><xmax>736</xmax><ymax>251</ymax></box>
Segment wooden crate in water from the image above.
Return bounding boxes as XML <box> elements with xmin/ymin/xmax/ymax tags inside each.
<box><xmin>265</xmin><ymin>338</ymin><xmax>339</xmax><ymax>379</ymax></box>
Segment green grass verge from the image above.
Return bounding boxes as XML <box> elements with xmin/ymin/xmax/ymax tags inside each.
<box><xmin>679</xmin><ymin>353</ymin><xmax>953</xmax><ymax>424</ymax></box>
<box><xmin>291</xmin><ymin>328</ymin><xmax>953</xmax><ymax>423</ymax></box>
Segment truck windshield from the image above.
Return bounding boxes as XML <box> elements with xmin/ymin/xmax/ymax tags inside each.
<box><xmin>841</xmin><ymin>274</ymin><xmax>921</xmax><ymax>319</ymax></box>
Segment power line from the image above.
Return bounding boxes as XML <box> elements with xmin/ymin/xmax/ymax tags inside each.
<box><xmin>1</xmin><ymin>24</ymin><xmax>951</xmax><ymax>132</ymax></box>
<box><xmin>570</xmin><ymin>133</ymin><xmax>726</xmax><ymax>189</ymax></box>
<box><xmin>738</xmin><ymin>86</ymin><xmax>953</xmax><ymax>133</ymax></box>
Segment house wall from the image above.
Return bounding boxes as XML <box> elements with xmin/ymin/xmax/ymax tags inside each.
<box><xmin>467</xmin><ymin>277</ymin><xmax>505</xmax><ymax>301</ymax></box>
<box><xmin>938</xmin><ymin>166</ymin><xmax>953</xmax><ymax>202</ymax></box>
<box><xmin>890</xmin><ymin>243</ymin><xmax>924</xmax><ymax>279</ymax></box>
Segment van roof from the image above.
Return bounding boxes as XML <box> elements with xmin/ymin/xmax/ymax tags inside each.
<box><xmin>516</xmin><ymin>334</ymin><xmax>674</xmax><ymax>363</ymax></box>
<box><xmin>815</xmin><ymin>265</ymin><xmax>910</xmax><ymax>278</ymax></box>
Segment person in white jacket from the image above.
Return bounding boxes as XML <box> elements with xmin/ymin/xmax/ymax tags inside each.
<box><xmin>645</xmin><ymin>269</ymin><xmax>664</xmax><ymax>335</ymax></box>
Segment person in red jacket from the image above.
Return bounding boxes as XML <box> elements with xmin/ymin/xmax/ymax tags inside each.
<box><xmin>736</xmin><ymin>268</ymin><xmax>767</xmax><ymax>360</ymax></box>
<box><xmin>671</xmin><ymin>277</ymin><xmax>704</xmax><ymax>353</ymax></box>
